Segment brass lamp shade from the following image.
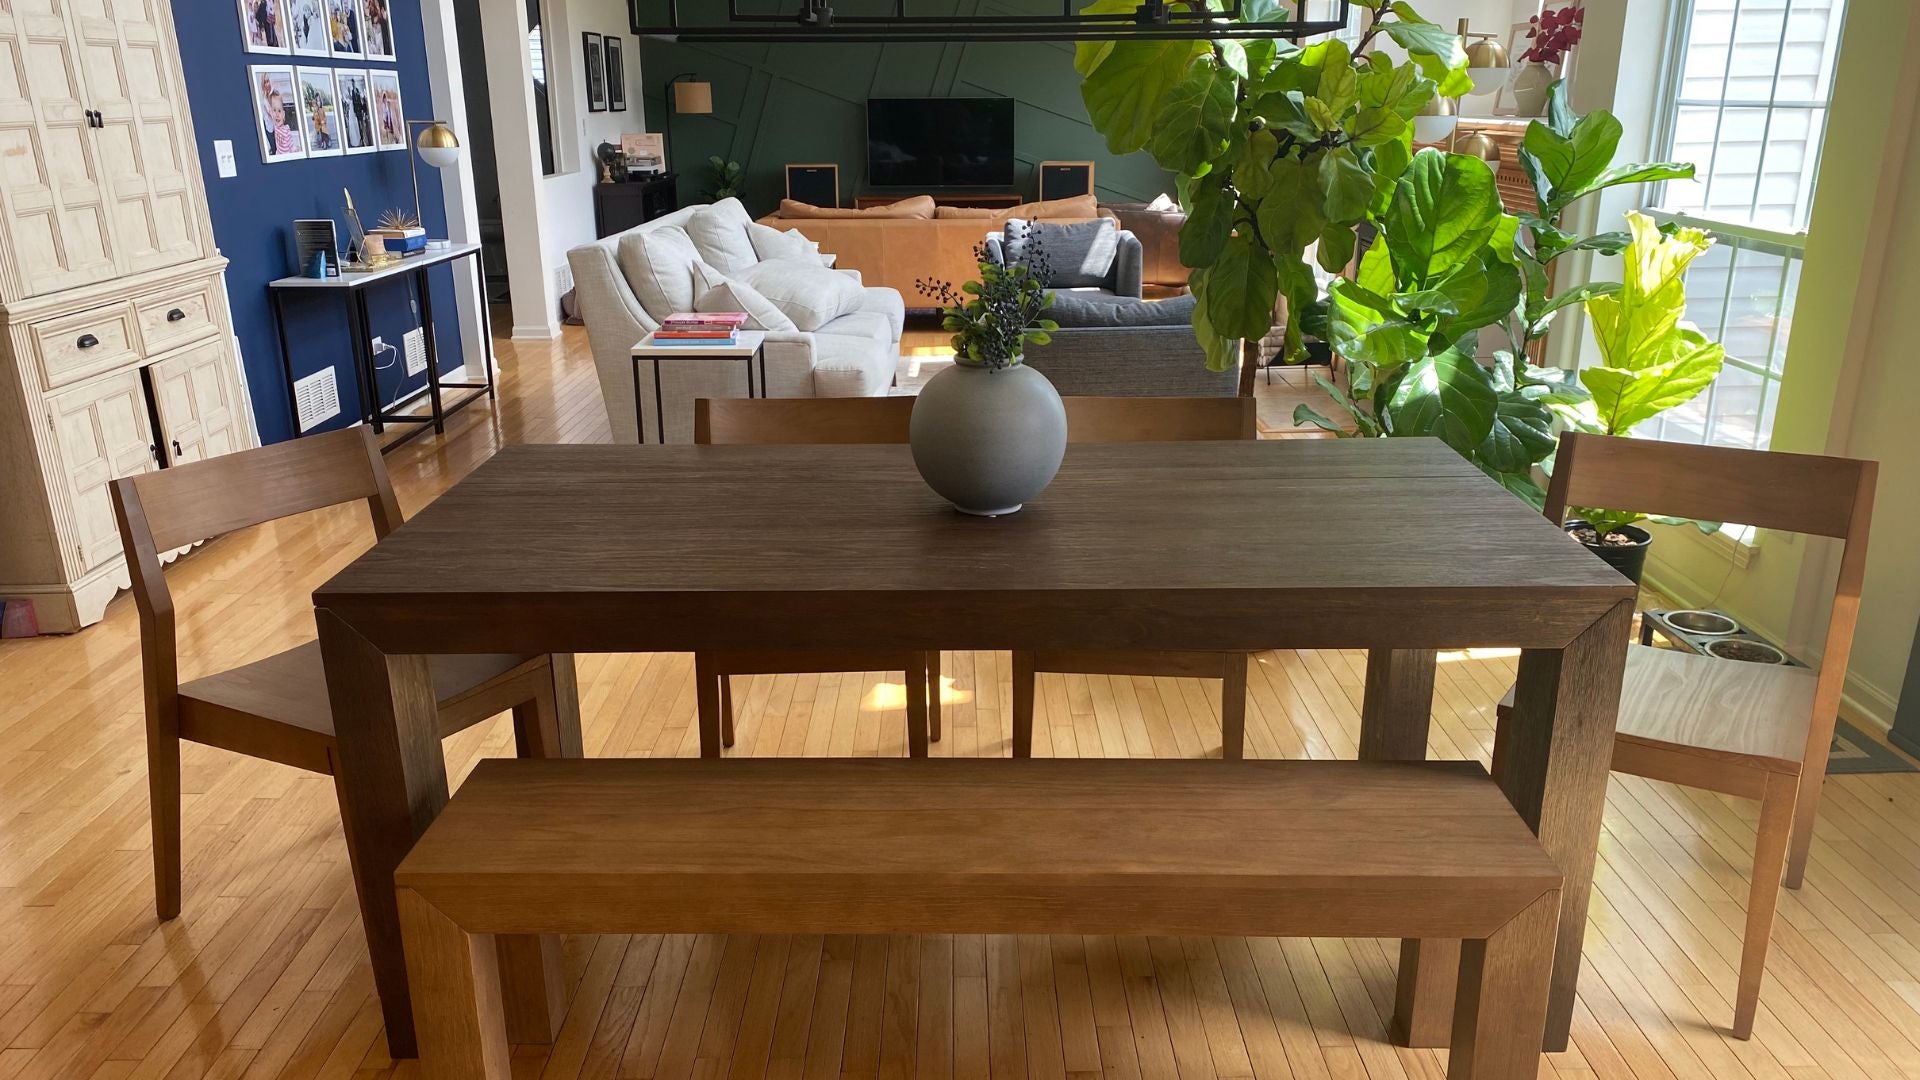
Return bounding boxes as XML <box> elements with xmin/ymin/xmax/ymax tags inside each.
<box><xmin>1412</xmin><ymin>94</ymin><xmax>1458</xmax><ymax>144</ymax></box>
<box><xmin>1456</xmin><ymin>131</ymin><xmax>1503</xmax><ymax>172</ymax></box>
<box><xmin>1459</xmin><ymin>18</ymin><xmax>1511</xmax><ymax>97</ymax></box>
<box><xmin>673</xmin><ymin>80</ymin><xmax>714</xmax><ymax>115</ymax></box>
<box><xmin>1465</xmin><ymin>36</ymin><xmax>1509</xmax><ymax>69</ymax></box>
<box><xmin>414</xmin><ymin>121</ymin><xmax>461</xmax><ymax>169</ymax></box>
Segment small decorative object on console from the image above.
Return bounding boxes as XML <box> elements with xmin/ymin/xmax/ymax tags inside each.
<box><xmin>908</xmin><ymin>242</ymin><xmax>1065</xmax><ymax>517</ymax></box>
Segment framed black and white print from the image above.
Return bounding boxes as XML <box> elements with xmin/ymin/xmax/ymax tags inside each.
<box><xmin>605</xmin><ymin>36</ymin><xmax>626</xmax><ymax>112</ymax></box>
<box><xmin>583</xmin><ymin>32</ymin><xmax>607</xmax><ymax>113</ymax></box>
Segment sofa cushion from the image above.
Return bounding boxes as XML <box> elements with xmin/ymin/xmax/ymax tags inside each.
<box><xmin>778</xmin><ymin>196</ymin><xmax>937</xmax><ymax>219</ymax></box>
<box><xmin>856</xmin><ymin>286</ymin><xmax>905</xmax><ymax>341</ymax></box>
<box><xmin>809</xmin><ymin>332</ymin><xmax>897</xmax><ymax>398</ymax></box>
<box><xmin>1004</xmin><ymin>218</ymin><xmax>1119</xmax><ymax>289</ymax></box>
<box><xmin>933</xmin><ymin>195</ymin><xmax>1101</xmax><ymax>221</ymax></box>
<box><xmin>815</xmin><ymin>310</ymin><xmax>895</xmax><ymax>346</ymax></box>
<box><xmin>1047</xmin><ymin>291</ymin><xmax>1197</xmax><ymax>328</ymax></box>
<box><xmin>691</xmin><ymin>263</ymin><xmax>798</xmax><ymax>332</ymax></box>
<box><xmin>615</xmin><ymin>225</ymin><xmax>702</xmax><ymax>319</ymax></box>
<box><xmin>684</xmin><ymin>198</ymin><xmax>760</xmax><ymax>275</ymax></box>
<box><xmin>747</xmin><ymin>221</ymin><xmax>825</xmax><ymax>264</ymax></box>
<box><xmin>735</xmin><ymin>258</ymin><xmax>866</xmax><ymax>332</ymax></box>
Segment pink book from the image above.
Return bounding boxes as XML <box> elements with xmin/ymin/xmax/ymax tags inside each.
<box><xmin>661</xmin><ymin>312</ymin><xmax>749</xmax><ymax>328</ymax></box>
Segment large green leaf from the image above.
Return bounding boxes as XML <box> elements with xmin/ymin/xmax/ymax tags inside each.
<box><xmin>1080</xmin><ymin>39</ymin><xmax>1207</xmax><ymax>154</ymax></box>
<box><xmin>1523</xmin><ymin>109</ymin><xmax>1622</xmax><ymax>208</ymax></box>
<box><xmin>1526</xmin><ymin>280</ymin><xmax>1619</xmax><ymax>336</ymax></box>
<box><xmin>1580</xmin><ymin>329</ymin><xmax>1725</xmax><ymax>435</ymax></box>
<box><xmin>1189</xmin><ymin>275</ymin><xmax>1243</xmax><ymax>372</ymax></box>
<box><xmin>1475</xmin><ymin>384</ymin><xmax>1558</xmax><ymax>474</ymax></box>
<box><xmin>1234</xmin><ymin>129</ymin><xmax>1278</xmax><ymax>202</ymax></box>
<box><xmin>1317</xmin><ymin>222</ymin><xmax>1357</xmax><ymax>273</ymax></box>
<box><xmin>1384</xmin><ymin>149</ymin><xmax>1503</xmax><ymax>287</ymax></box>
<box><xmin>1385</xmin><ymin>345</ymin><xmax>1498</xmax><ymax>454</ymax></box>
<box><xmin>1179</xmin><ymin>176</ymin><xmax>1233</xmax><ymax>268</ymax></box>
<box><xmin>1204</xmin><ymin>231</ymin><xmax>1280</xmax><ymax>341</ymax></box>
<box><xmin>1147</xmin><ymin>59</ymin><xmax>1237</xmax><ymax>173</ymax></box>
<box><xmin>1381</xmin><ymin>12</ymin><xmax>1471</xmax><ymax>98</ymax></box>
<box><xmin>1431</xmin><ymin>255</ymin><xmax>1522</xmax><ymax>340</ymax></box>
<box><xmin>1355</xmin><ymin>239</ymin><xmax>1395</xmax><ymax>295</ymax></box>
<box><xmin>1318</xmin><ymin>146</ymin><xmax>1373</xmax><ymax>224</ymax></box>
<box><xmin>1255</xmin><ymin>158</ymin><xmax>1326</xmax><ymax>250</ymax></box>
<box><xmin>1587</xmin><ymin>212</ymin><xmax>1715</xmax><ymax>371</ymax></box>
<box><xmin>1328</xmin><ymin>280</ymin><xmax>1428</xmax><ymax>367</ymax></box>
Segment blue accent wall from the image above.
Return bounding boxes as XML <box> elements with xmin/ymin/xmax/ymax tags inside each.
<box><xmin>176</xmin><ymin>1</ymin><xmax>465</xmax><ymax>444</ymax></box>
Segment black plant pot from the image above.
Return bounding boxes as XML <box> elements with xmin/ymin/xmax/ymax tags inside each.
<box><xmin>1565</xmin><ymin>519</ymin><xmax>1653</xmax><ymax>584</ymax></box>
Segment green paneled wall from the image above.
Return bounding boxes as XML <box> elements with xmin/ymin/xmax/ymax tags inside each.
<box><xmin>636</xmin><ymin>0</ymin><xmax>1174</xmax><ymax>215</ymax></box>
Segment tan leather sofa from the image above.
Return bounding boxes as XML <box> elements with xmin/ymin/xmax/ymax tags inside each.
<box><xmin>756</xmin><ymin>195</ymin><xmax>1117</xmax><ymax>300</ymax></box>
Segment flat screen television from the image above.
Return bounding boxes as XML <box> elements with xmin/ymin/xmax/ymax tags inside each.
<box><xmin>866</xmin><ymin>97</ymin><xmax>1016</xmax><ymax>189</ymax></box>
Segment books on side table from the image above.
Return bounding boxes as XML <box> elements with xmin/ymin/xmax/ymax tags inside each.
<box><xmin>653</xmin><ymin>312</ymin><xmax>748</xmax><ymax>347</ymax></box>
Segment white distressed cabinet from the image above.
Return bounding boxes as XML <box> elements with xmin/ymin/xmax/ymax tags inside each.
<box><xmin>0</xmin><ymin>0</ymin><xmax>253</xmax><ymax>632</ymax></box>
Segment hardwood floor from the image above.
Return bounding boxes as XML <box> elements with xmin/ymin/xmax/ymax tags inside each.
<box><xmin>4</xmin><ymin>323</ymin><xmax>1920</xmax><ymax>1080</ymax></box>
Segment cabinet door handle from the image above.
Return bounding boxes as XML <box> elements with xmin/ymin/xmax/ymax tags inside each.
<box><xmin>166</xmin><ymin>308</ymin><xmax>186</xmax><ymax>322</ymax></box>
<box><xmin>171</xmin><ymin>439</ymin><xmax>183</xmax><ymax>458</ymax></box>
<box><xmin>76</xmin><ymin>333</ymin><xmax>99</xmax><ymax>349</ymax></box>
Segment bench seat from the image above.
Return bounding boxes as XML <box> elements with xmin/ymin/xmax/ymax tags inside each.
<box><xmin>396</xmin><ymin>758</ymin><xmax>1562</xmax><ymax>1080</ymax></box>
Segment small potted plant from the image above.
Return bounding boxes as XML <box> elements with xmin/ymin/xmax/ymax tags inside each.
<box><xmin>705</xmin><ymin>156</ymin><xmax>744</xmax><ymax>201</ymax></box>
<box><xmin>1513</xmin><ymin>4</ymin><xmax>1583</xmax><ymax>115</ymax></box>
<box><xmin>909</xmin><ymin>242</ymin><xmax>1064</xmax><ymax>516</ymax></box>
<box><xmin>1551</xmin><ymin>211</ymin><xmax>1726</xmax><ymax>581</ymax></box>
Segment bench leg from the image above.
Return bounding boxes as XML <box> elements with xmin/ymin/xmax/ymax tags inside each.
<box><xmin>927</xmin><ymin>651</ymin><xmax>942</xmax><ymax>744</ymax></box>
<box><xmin>500</xmin><ymin>655</ymin><xmax>581</xmax><ymax>1044</ymax></box>
<box><xmin>1448</xmin><ymin>887</ymin><xmax>1560</xmax><ymax>1080</ymax></box>
<box><xmin>1221</xmin><ymin>654</ymin><xmax>1248</xmax><ymax>760</ymax></box>
<box><xmin>1012</xmin><ymin>651</ymin><xmax>1036</xmax><ymax>758</ymax></box>
<box><xmin>399</xmin><ymin>888</ymin><xmax>511</xmax><ymax>1080</ymax></box>
<box><xmin>905</xmin><ymin>655</ymin><xmax>931</xmax><ymax>758</ymax></box>
<box><xmin>694</xmin><ymin>652</ymin><xmax>724</xmax><ymax>758</ymax></box>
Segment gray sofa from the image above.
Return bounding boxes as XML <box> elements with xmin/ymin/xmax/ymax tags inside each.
<box><xmin>1022</xmin><ymin>326</ymin><xmax>1240</xmax><ymax>397</ymax></box>
<box><xmin>985</xmin><ymin>219</ymin><xmax>1143</xmax><ymax>300</ymax></box>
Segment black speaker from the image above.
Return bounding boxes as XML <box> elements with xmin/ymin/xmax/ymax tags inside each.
<box><xmin>1038</xmin><ymin>161</ymin><xmax>1094</xmax><ymax>201</ymax></box>
<box><xmin>785</xmin><ymin>163</ymin><xmax>840</xmax><ymax>208</ymax></box>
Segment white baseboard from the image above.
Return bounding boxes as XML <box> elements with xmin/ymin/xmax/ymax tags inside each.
<box><xmin>511</xmin><ymin>323</ymin><xmax>560</xmax><ymax>341</ymax></box>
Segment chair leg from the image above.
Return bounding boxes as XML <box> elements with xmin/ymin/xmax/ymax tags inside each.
<box><xmin>720</xmin><ymin>676</ymin><xmax>736</xmax><ymax>749</ymax></box>
<box><xmin>905</xmin><ymin>659</ymin><xmax>931</xmax><ymax>758</ymax></box>
<box><xmin>1012</xmin><ymin>651</ymin><xmax>1037</xmax><ymax>758</ymax></box>
<box><xmin>927</xmin><ymin>651</ymin><xmax>942</xmax><ymax>744</ymax></box>
<box><xmin>148</xmin><ymin>723</ymin><xmax>182</xmax><ymax>920</ymax></box>
<box><xmin>1783</xmin><ymin>747</ymin><xmax>1829</xmax><ymax>890</ymax></box>
<box><xmin>501</xmin><ymin>655</ymin><xmax>579</xmax><ymax>1043</ymax></box>
<box><xmin>1449</xmin><ymin>887</ymin><xmax>1560</xmax><ymax>1079</ymax></box>
<box><xmin>1735</xmin><ymin>770</ymin><xmax>1800</xmax><ymax>1039</ymax></box>
<box><xmin>1221</xmin><ymin>654</ymin><xmax>1248</xmax><ymax>760</ymax></box>
<box><xmin>694</xmin><ymin>652</ymin><xmax>723</xmax><ymax>758</ymax></box>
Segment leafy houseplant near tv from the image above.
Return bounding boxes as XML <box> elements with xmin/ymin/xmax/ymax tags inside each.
<box><xmin>909</xmin><ymin>244</ymin><xmax>1065</xmax><ymax>517</ymax></box>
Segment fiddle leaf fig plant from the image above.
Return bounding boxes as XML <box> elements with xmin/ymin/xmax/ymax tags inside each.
<box><xmin>1075</xmin><ymin>0</ymin><xmax>1465</xmax><ymax>370</ymax></box>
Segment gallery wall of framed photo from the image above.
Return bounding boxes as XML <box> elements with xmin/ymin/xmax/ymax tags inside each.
<box><xmin>240</xmin><ymin>0</ymin><xmax>408</xmax><ymax>163</ymax></box>
<box><xmin>177</xmin><ymin>0</ymin><xmax>465</xmax><ymax>444</ymax></box>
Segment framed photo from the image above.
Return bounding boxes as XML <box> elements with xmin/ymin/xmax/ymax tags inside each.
<box><xmin>238</xmin><ymin>0</ymin><xmax>291</xmax><ymax>54</ymax></box>
<box><xmin>286</xmin><ymin>0</ymin><xmax>329</xmax><ymax>56</ymax></box>
<box><xmin>327</xmin><ymin>0</ymin><xmax>363</xmax><ymax>58</ymax></box>
<box><xmin>370</xmin><ymin>70</ymin><xmax>406</xmax><ymax>151</ymax></box>
<box><xmin>335</xmin><ymin>69</ymin><xmax>377</xmax><ymax>154</ymax></box>
<box><xmin>605</xmin><ymin>36</ymin><xmax>627</xmax><ymax>112</ymax></box>
<box><xmin>361</xmin><ymin>0</ymin><xmax>397</xmax><ymax>62</ymax></box>
<box><xmin>249</xmin><ymin>64</ymin><xmax>306</xmax><ymax>163</ymax></box>
<box><xmin>582</xmin><ymin>32</ymin><xmax>607</xmax><ymax>113</ymax></box>
<box><xmin>294</xmin><ymin>67</ymin><xmax>342</xmax><ymax>157</ymax></box>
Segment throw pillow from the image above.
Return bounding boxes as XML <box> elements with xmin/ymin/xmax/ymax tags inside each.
<box><xmin>735</xmin><ymin>259</ymin><xmax>864</xmax><ymax>332</ymax></box>
<box><xmin>1046</xmin><ymin>291</ymin><xmax>1197</xmax><ymax>329</ymax></box>
<box><xmin>747</xmin><ymin>221</ymin><xmax>827</xmax><ymax>264</ymax></box>
<box><xmin>932</xmin><ymin>195</ymin><xmax>1101</xmax><ymax>221</ymax></box>
<box><xmin>776</xmin><ymin>195</ymin><xmax>936</xmax><ymax>219</ymax></box>
<box><xmin>690</xmin><ymin>262</ymin><xmax>798</xmax><ymax>332</ymax></box>
<box><xmin>1005</xmin><ymin>218</ymin><xmax>1119</xmax><ymax>289</ymax></box>
<box><xmin>684</xmin><ymin>198</ymin><xmax>759</xmax><ymax>274</ymax></box>
<box><xmin>614</xmin><ymin>225</ymin><xmax>702</xmax><ymax>319</ymax></box>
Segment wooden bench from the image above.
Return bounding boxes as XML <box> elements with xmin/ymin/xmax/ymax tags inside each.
<box><xmin>396</xmin><ymin>759</ymin><xmax>1564</xmax><ymax>1079</ymax></box>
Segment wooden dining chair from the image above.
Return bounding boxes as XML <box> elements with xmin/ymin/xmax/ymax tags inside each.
<box><xmin>111</xmin><ymin>427</ymin><xmax>581</xmax><ymax>921</ymax></box>
<box><xmin>694</xmin><ymin>395</ymin><xmax>937</xmax><ymax>757</ymax></box>
<box><xmin>1011</xmin><ymin>396</ymin><xmax>1257</xmax><ymax>759</ymax></box>
<box><xmin>1497</xmin><ymin>431</ymin><xmax>1876</xmax><ymax>1039</ymax></box>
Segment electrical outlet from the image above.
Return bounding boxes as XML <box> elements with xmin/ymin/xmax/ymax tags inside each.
<box><xmin>404</xmin><ymin>328</ymin><xmax>427</xmax><ymax>376</ymax></box>
<box><xmin>370</xmin><ymin>336</ymin><xmax>384</xmax><ymax>355</ymax></box>
<box><xmin>293</xmin><ymin>367</ymin><xmax>340</xmax><ymax>431</ymax></box>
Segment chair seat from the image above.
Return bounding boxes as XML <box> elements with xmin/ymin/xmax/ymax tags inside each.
<box><xmin>177</xmin><ymin>641</ymin><xmax>540</xmax><ymax>773</ymax></box>
<box><xmin>1501</xmin><ymin>644</ymin><xmax>1815</xmax><ymax>771</ymax></box>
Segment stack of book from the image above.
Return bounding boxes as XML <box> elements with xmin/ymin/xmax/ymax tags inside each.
<box><xmin>653</xmin><ymin>312</ymin><xmax>748</xmax><ymax>346</ymax></box>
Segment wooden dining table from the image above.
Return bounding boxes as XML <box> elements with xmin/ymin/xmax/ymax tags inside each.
<box><xmin>314</xmin><ymin>438</ymin><xmax>1635</xmax><ymax>1059</ymax></box>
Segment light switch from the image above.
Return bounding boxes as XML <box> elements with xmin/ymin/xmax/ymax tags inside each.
<box><xmin>214</xmin><ymin>139</ymin><xmax>237</xmax><ymax>178</ymax></box>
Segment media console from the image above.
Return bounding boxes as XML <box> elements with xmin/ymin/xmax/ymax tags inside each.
<box><xmin>852</xmin><ymin>192</ymin><xmax>1024</xmax><ymax>209</ymax></box>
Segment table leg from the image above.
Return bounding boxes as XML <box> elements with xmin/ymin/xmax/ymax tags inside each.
<box><xmin>272</xmin><ymin>288</ymin><xmax>299</xmax><ymax>436</ymax></box>
<box><xmin>416</xmin><ymin>267</ymin><xmax>446</xmax><ymax>435</ymax></box>
<box><xmin>1499</xmin><ymin>599</ymin><xmax>1633</xmax><ymax>1051</ymax></box>
<box><xmin>1359</xmin><ymin>649</ymin><xmax>1457</xmax><ymax>1049</ymax></box>
<box><xmin>317</xmin><ymin>608</ymin><xmax>443</xmax><ymax>1057</ymax></box>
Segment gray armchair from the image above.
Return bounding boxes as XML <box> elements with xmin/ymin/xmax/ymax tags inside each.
<box><xmin>985</xmin><ymin>219</ymin><xmax>1143</xmax><ymax>299</ymax></box>
<box><xmin>1021</xmin><ymin>327</ymin><xmax>1239</xmax><ymax>397</ymax></box>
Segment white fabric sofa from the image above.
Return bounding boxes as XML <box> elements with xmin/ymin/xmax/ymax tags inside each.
<box><xmin>567</xmin><ymin>198</ymin><xmax>904</xmax><ymax>443</ymax></box>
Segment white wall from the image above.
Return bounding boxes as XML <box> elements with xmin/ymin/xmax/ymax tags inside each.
<box><xmin>537</xmin><ymin>0</ymin><xmax>647</xmax><ymax>277</ymax></box>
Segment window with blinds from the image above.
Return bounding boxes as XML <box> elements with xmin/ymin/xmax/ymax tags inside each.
<box><xmin>1640</xmin><ymin>0</ymin><xmax>1847</xmax><ymax>450</ymax></box>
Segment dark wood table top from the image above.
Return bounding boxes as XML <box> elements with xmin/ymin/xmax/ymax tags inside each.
<box><xmin>315</xmin><ymin>440</ymin><xmax>1635</xmax><ymax>654</ymax></box>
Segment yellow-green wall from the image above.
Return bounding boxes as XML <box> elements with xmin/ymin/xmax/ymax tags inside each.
<box><xmin>1644</xmin><ymin>0</ymin><xmax>1920</xmax><ymax>729</ymax></box>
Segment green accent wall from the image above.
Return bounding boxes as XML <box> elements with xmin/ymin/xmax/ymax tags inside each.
<box><xmin>637</xmin><ymin>0</ymin><xmax>1173</xmax><ymax>215</ymax></box>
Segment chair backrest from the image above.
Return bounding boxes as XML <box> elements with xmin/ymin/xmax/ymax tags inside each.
<box><xmin>1544</xmin><ymin>432</ymin><xmax>1877</xmax><ymax>776</ymax></box>
<box><xmin>110</xmin><ymin>427</ymin><xmax>402</xmax><ymax>696</ymax></box>
<box><xmin>696</xmin><ymin>395</ymin><xmax>1255</xmax><ymax>446</ymax></box>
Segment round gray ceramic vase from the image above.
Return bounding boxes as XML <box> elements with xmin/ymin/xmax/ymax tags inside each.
<box><xmin>910</xmin><ymin>360</ymin><xmax>1067</xmax><ymax>516</ymax></box>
